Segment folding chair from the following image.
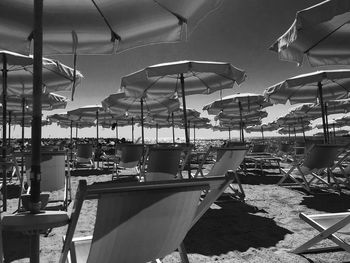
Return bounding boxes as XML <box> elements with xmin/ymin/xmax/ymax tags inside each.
<box><xmin>59</xmin><ymin>179</ymin><xmax>209</xmax><ymax>263</ymax></box>
<box><xmin>278</xmin><ymin>144</ymin><xmax>343</xmax><ymax>193</ymax></box>
<box><xmin>193</xmin><ymin>146</ymin><xmax>248</xmax><ymax>201</ymax></box>
<box><xmin>329</xmin><ymin>143</ymin><xmax>350</xmax><ymax>187</ymax></box>
<box><xmin>20</xmin><ymin>150</ymin><xmax>72</xmax><ymax>211</ymax></box>
<box><xmin>142</xmin><ymin>146</ymin><xmax>186</xmax><ymax>181</ymax></box>
<box><xmin>112</xmin><ymin>143</ymin><xmax>144</xmax><ymax>180</ymax></box>
<box><xmin>294</xmin><ymin>212</ymin><xmax>350</xmax><ymax>254</ymax></box>
<box><xmin>74</xmin><ymin>144</ymin><xmax>95</xmax><ymax>169</ymax></box>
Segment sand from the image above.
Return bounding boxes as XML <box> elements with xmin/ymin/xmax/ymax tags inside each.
<box><xmin>3</xmin><ymin>166</ymin><xmax>350</xmax><ymax>263</ymax></box>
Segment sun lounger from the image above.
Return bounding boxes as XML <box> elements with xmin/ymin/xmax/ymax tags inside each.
<box><xmin>294</xmin><ymin>212</ymin><xmax>350</xmax><ymax>254</ymax></box>
<box><xmin>20</xmin><ymin>150</ymin><xmax>71</xmax><ymax>211</ymax></box>
<box><xmin>73</xmin><ymin>144</ymin><xmax>95</xmax><ymax>169</ymax></box>
<box><xmin>59</xmin><ymin>179</ymin><xmax>209</xmax><ymax>263</ymax></box>
<box><xmin>278</xmin><ymin>144</ymin><xmax>343</xmax><ymax>193</ymax></box>
<box><xmin>112</xmin><ymin>143</ymin><xmax>144</xmax><ymax>180</ymax></box>
<box><xmin>193</xmin><ymin>146</ymin><xmax>248</xmax><ymax>201</ymax></box>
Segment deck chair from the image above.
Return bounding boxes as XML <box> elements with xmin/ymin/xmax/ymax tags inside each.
<box><xmin>193</xmin><ymin>146</ymin><xmax>248</xmax><ymax>201</ymax></box>
<box><xmin>294</xmin><ymin>212</ymin><xmax>350</xmax><ymax>254</ymax></box>
<box><xmin>329</xmin><ymin>143</ymin><xmax>350</xmax><ymax>187</ymax></box>
<box><xmin>112</xmin><ymin>143</ymin><xmax>144</xmax><ymax>180</ymax></box>
<box><xmin>59</xmin><ymin>179</ymin><xmax>209</xmax><ymax>263</ymax></box>
<box><xmin>278</xmin><ymin>144</ymin><xmax>343</xmax><ymax>193</ymax></box>
<box><xmin>20</xmin><ymin>150</ymin><xmax>71</xmax><ymax>211</ymax></box>
<box><xmin>74</xmin><ymin>144</ymin><xmax>95</xmax><ymax>169</ymax></box>
<box><xmin>142</xmin><ymin>146</ymin><xmax>186</xmax><ymax>181</ymax></box>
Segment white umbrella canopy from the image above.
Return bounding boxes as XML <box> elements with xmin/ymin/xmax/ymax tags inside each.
<box><xmin>102</xmin><ymin>92</ymin><xmax>180</xmax><ymax>144</ymax></box>
<box><xmin>278</xmin><ymin>125</ymin><xmax>313</xmax><ymax>135</ymax></box>
<box><xmin>102</xmin><ymin>92</ymin><xmax>180</xmax><ymax>116</ymax></box>
<box><xmin>120</xmin><ymin>60</ymin><xmax>246</xmax><ymax>144</ymax></box>
<box><xmin>203</xmin><ymin>93</ymin><xmax>272</xmax><ymax>115</ymax></box>
<box><xmin>0</xmin><ymin>1</ymin><xmax>223</xmax><ymax>55</ymax></box>
<box><xmin>246</xmin><ymin>122</ymin><xmax>279</xmax><ymax>139</ymax></box>
<box><xmin>264</xmin><ymin>69</ymin><xmax>350</xmax><ymax>143</ymax></box>
<box><xmin>214</xmin><ymin>110</ymin><xmax>268</xmax><ymax>123</ymax></box>
<box><xmin>270</xmin><ymin>0</ymin><xmax>350</xmax><ymax>66</ymax></box>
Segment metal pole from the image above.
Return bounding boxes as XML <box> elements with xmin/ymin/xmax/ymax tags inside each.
<box><xmin>180</xmin><ymin>74</ymin><xmax>189</xmax><ymax>145</ymax></box>
<box><xmin>96</xmin><ymin>110</ymin><xmax>99</xmax><ymax>168</ymax></box>
<box><xmin>140</xmin><ymin>98</ymin><xmax>144</xmax><ymax>145</ymax></box>
<box><xmin>318</xmin><ymin>82</ymin><xmax>328</xmax><ymax>143</ymax></box>
<box><xmin>156</xmin><ymin>123</ymin><xmax>158</xmax><ymax>144</ymax></box>
<box><xmin>2</xmin><ymin>54</ymin><xmax>7</xmax><ymax>211</ymax></box>
<box><xmin>131</xmin><ymin>117</ymin><xmax>134</xmax><ymax>143</ymax></box>
<box><xmin>31</xmin><ymin>0</ymin><xmax>43</xmax><ymax>214</ymax></box>
<box><xmin>172</xmin><ymin>112</ymin><xmax>175</xmax><ymax>144</ymax></box>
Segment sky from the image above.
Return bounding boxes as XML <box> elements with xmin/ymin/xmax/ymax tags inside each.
<box><xmin>13</xmin><ymin>0</ymin><xmax>349</xmax><ymax>141</ymax></box>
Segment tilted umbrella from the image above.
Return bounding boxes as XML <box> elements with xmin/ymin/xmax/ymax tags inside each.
<box><xmin>270</xmin><ymin>0</ymin><xmax>350</xmax><ymax>66</ymax></box>
<box><xmin>101</xmin><ymin>92</ymin><xmax>180</xmax><ymax>145</ymax></box>
<box><xmin>264</xmin><ymin>70</ymin><xmax>350</xmax><ymax>143</ymax></box>
<box><xmin>120</xmin><ymin>60</ymin><xmax>246</xmax><ymax>145</ymax></box>
<box><xmin>0</xmin><ymin>1</ymin><xmax>221</xmax><ymax>219</ymax></box>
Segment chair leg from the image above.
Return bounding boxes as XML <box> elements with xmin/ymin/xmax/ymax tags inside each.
<box><xmin>178</xmin><ymin>242</ymin><xmax>190</xmax><ymax>263</ymax></box>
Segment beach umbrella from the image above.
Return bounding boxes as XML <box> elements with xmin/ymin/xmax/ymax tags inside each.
<box><xmin>102</xmin><ymin>92</ymin><xmax>180</xmax><ymax>145</ymax></box>
<box><xmin>120</xmin><ymin>60</ymin><xmax>246</xmax><ymax>145</ymax></box>
<box><xmin>213</xmin><ymin>110</ymin><xmax>268</xmax><ymax>142</ymax></box>
<box><xmin>264</xmin><ymin>70</ymin><xmax>350</xmax><ymax>143</ymax></box>
<box><xmin>203</xmin><ymin>93</ymin><xmax>272</xmax><ymax>115</ymax></box>
<box><xmin>278</xmin><ymin>125</ymin><xmax>313</xmax><ymax>140</ymax></box>
<box><xmin>270</xmin><ymin>0</ymin><xmax>350</xmax><ymax>66</ymax></box>
<box><xmin>0</xmin><ymin>1</ymin><xmax>222</xmax><ymax>218</ymax></box>
<box><xmin>151</xmin><ymin>108</ymin><xmax>201</xmax><ymax>144</ymax></box>
<box><xmin>245</xmin><ymin>122</ymin><xmax>279</xmax><ymax>139</ymax></box>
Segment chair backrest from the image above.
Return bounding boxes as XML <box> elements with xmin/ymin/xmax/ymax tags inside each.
<box><xmin>25</xmin><ymin>151</ymin><xmax>66</xmax><ymax>192</ymax></box>
<box><xmin>303</xmin><ymin>144</ymin><xmax>342</xmax><ymax>170</ymax></box>
<box><xmin>76</xmin><ymin>144</ymin><xmax>93</xmax><ymax>160</ymax></box>
<box><xmin>117</xmin><ymin>144</ymin><xmax>144</xmax><ymax>168</ymax></box>
<box><xmin>145</xmin><ymin>146</ymin><xmax>184</xmax><ymax>181</ymax></box>
<box><xmin>60</xmin><ymin>179</ymin><xmax>208</xmax><ymax>263</ymax></box>
<box><xmin>207</xmin><ymin>147</ymin><xmax>248</xmax><ymax>177</ymax></box>
<box><xmin>250</xmin><ymin>143</ymin><xmax>267</xmax><ymax>153</ymax></box>
<box><xmin>279</xmin><ymin>142</ymin><xmax>291</xmax><ymax>153</ymax></box>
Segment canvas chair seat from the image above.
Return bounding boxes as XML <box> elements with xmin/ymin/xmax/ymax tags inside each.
<box><xmin>278</xmin><ymin>144</ymin><xmax>343</xmax><ymax>193</ymax></box>
<box><xmin>74</xmin><ymin>144</ymin><xmax>94</xmax><ymax>169</ymax></box>
<box><xmin>294</xmin><ymin>212</ymin><xmax>350</xmax><ymax>254</ymax></box>
<box><xmin>112</xmin><ymin>143</ymin><xmax>144</xmax><ymax>180</ymax></box>
<box><xmin>59</xmin><ymin>179</ymin><xmax>209</xmax><ymax>263</ymax></box>
<box><xmin>193</xmin><ymin>146</ymin><xmax>248</xmax><ymax>201</ymax></box>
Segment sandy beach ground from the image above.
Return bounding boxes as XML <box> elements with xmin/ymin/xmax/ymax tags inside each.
<box><xmin>3</xmin><ymin>164</ymin><xmax>350</xmax><ymax>263</ymax></box>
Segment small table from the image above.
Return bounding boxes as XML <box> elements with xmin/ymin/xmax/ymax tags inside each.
<box><xmin>2</xmin><ymin>210</ymin><xmax>69</xmax><ymax>263</ymax></box>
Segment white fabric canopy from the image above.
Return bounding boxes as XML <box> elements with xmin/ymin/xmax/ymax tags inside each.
<box><xmin>270</xmin><ymin>0</ymin><xmax>350</xmax><ymax>66</ymax></box>
<box><xmin>0</xmin><ymin>0</ymin><xmax>223</xmax><ymax>55</ymax></box>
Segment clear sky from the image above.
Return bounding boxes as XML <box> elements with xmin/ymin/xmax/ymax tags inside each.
<box><xmin>13</xmin><ymin>0</ymin><xmax>349</xmax><ymax>141</ymax></box>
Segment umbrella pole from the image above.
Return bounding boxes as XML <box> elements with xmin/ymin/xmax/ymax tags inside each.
<box><xmin>318</xmin><ymin>82</ymin><xmax>328</xmax><ymax>143</ymax></box>
<box><xmin>21</xmin><ymin>97</ymin><xmax>25</xmax><ymax>188</ymax></box>
<box><xmin>140</xmin><ymin>98</ymin><xmax>144</xmax><ymax>145</ymax></box>
<box><xmin>239</xmin><ymin>102</ymin><xmax>244</xmax><ymax>142</ymax></box>
<box><xmin>180</xmin><ymin>74</ymin><xmax>189</xmax><ymax>145</ymax></box>
<box><xmin>70</xmin><ymin>121</ymin><xmax>73</xmax><ymax>163</ymax></box>
<box><xmin>333</xmin><ymin>123</ymin><xmax>336</xmax><ymax>143</ymax></box>
<box><xmin>261</xmin><ymin>127</ymin><xmax>264</xmax><ymax>140</ymax></box>
<box><xmin>172</xmin><ymin>112</ymin><xmax>175</xmax><ymax>144</ymax></box>
<box><xmin>131</xmin><ymin>117</ymin><xmax>134</xmax><ymax>143</ymax></box>
<box><xmin>193</xmin><ymin>125</ymin><xmax>196</xmax><ymax>147</ymax></box>
<box><xmin>96</xmin><ymin>110</ymin><xmax>99</xmax><ymax>168</ymax></box>
<box><xmin>31</xmin><ymin>0</ymin><xmax>43</xmax><ymax>216</ymax></box>
<box><xmin>2</xmin><ymin>54</ymin><xmax>7</xmax><ymax>211</ymax></box>
<box><xmin>156</xmin><ymin>123</ymin><xmax>158</xmax><ymax>144</ymax></box>
<box><xmin>8</xmin><ymin>111</ymin><xmax>11</xmax><ymax>146</ymax></box>
<box><xmin>229</xmin><ymin>128</ymin><xmax>231</xmax><ymax>140</ymax></box>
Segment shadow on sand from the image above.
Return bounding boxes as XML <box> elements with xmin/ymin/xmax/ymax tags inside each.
<box><xmin>184</xmin><ymin>200</ymin><xmax>292</xmax><ymax>255</ymax></box>
<box><xmin>239</xmin><ymin>172</ymin><xmax>283</xmax><ymax>185</ymax></box>
<box><xmin>301</xmin><ymin>192</ymin><xmax>350</xmax><ymax>213</ymax></box>
<box><xmin>70</xmin><ymin>168</ymin><xmax>113</xmax><ymax>177</ymax></box>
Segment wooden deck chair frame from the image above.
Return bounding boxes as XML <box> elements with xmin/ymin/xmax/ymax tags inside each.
<box><xmin>178</xmin><ymin>172</ymin><xmax>239</xmax><ymax>262</ymax></box>
<box><xmin>59</xmin><ymin>179</ymin><xmax>209</xmax><ymax>263</ymax></box>
<box><xmin>294</xmin><ymin>212</ymin><xmax>350</xmax><ymax>254</ymax></box>
<box><xmin>193</xmin><ymin>146</ymin><xmax>248</xmax><ymax>201</ymax></box>
<box><xmin>20</xmin><ymin>150</ymin><xmax>72</xmax><ymax>212</ymax></box>
<box><xmin>329</xmin><ymin>143</ymin><xmax>350</xmax><ymax>187</ymax></box>
<box><xmin>112</xmin><ymin>144</ymin><xmax>145</xmax><ymax>180</ymax></box>
<box><xmin>278</xmin><ymin>144</ymin><xmax>342</xmax><ymax>193</ymax></box>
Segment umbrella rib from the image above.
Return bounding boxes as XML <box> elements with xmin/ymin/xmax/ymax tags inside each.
<box><xmin>330</xmin><ymin>79</ymin><xmax>350</xmax><ymax>94</ymax></box>
<box><xmin>90</xmin><ymin>0</ymin><xmax>121</xmax><ymax>42</ymax></box>
<box><xmin>152</xmin><ymin>0</ymin><xmax>187</xmax><ymax>25</ymax></box>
